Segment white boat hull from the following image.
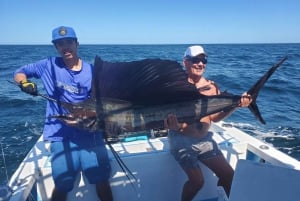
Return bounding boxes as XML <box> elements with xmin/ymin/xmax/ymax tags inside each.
<box><xmin>5</xmin><ymin>122</ymin><xmax>300</xmax><ymax>201</ymax></box>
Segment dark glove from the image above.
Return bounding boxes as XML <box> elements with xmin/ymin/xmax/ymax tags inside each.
<box><xmin>19</xmin><ymin>80</ymin><xmax>38</xmax><ymax>96</ymax></box>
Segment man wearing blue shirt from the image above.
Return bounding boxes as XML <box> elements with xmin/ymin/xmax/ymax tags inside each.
<box><xmin>14</xmin><ymin>26</ymin><xmax>113</xmax><ymax>201</ymax></box>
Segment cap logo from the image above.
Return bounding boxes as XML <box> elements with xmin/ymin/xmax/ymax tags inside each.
<box><xmin>58</xmin><ymin>27</ymin><xmax>67</xmax><ymax>36</ymax></box>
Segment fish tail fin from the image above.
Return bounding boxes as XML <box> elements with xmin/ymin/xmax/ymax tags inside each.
<box><xmin>246</xmin><ymin>56</ymin><xmax>288</xmax><ymax>124</ymax></box>
<box><xmin>248</xmin><ymin>101</ymin><xmax>265</xmax><ymax>124</ymax></box>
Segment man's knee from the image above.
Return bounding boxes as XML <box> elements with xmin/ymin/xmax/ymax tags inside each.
<box><xmin>188</xmin><ymin>179</ymin><xmax>204</xmax><ymax>192</ymax></box>
<box><xmin>193</xmin><ymin>180</ymin><xmax>204</xmax><ymax>191</ymax></box>
<box><xmin>54</xmin><ymin>176</ymin><xmax>75</xmax><ymax>192</ymax></box>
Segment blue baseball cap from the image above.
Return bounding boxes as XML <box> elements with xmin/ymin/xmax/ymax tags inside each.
<box><xmin>51</xmin><ymin>26</ymin><xmax>77</xmax><ymax>43</ymax></box>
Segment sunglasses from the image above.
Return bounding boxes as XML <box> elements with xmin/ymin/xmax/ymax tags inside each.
<box><xmin>188</xmin><ymin>57</ymin><xmax>207</xmax><ymax>64</ymax></box>
<box><xmin>55</xmin><ymin>38</ymin><xmax>76</xmax><ymax>47</ymax></box>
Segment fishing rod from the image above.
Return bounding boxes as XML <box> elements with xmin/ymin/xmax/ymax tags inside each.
<box><xmin>0</xmin><ymin>139</ymin><xmax>13</xmax><ymax>200</ymax></box>
<box><xmin>8</xmin><ymin>80</ymin><xmax>139</xmax><ymax>191</ymax></box>
<box><xmin>7</xmin><ymin>80</ymin><xmax>70</xmax><ymax>105</ymax></box>
<box><xmin>0</xmin><ymin>141</ymin><xmax>9</xmax><ymax>183</ymax></box>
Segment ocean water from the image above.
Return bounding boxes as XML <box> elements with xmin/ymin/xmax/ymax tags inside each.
<box><xmin>1</xmin><ymin>44</ymin><xmax>300</xmax><ymax>184</ymax></box>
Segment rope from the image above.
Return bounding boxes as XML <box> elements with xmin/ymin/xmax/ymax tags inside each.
<box><xmin>0</xmin><ymin>140</ymin><xmax>9</xmax><ymax>183</ymax></box>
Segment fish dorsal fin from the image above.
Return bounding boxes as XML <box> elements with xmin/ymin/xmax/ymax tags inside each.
<box><xmin>93</xmin><ymin>56</ymin><xmax>202</xmax><ymax>105</ymax></box>
<box><xmin>91</xmin><ymin>56</ymin><xmax>104</xmax><ymax>99</ymax></box>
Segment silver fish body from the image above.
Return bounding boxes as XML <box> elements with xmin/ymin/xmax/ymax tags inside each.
<box><xmin>49</xmin><ymin>56</ymin><xmax>287</xmax><ymax>138</ymax></box>
<box><xmin>103</xmin><ymin>95</ymin><xmax>240</xmax><ymax>134</ymax></box>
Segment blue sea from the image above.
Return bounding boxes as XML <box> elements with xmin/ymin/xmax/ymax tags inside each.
<box><xmin>1</xmin><ymin>44</ymin><xmax>300</xmax><ymax>184</ymax></box>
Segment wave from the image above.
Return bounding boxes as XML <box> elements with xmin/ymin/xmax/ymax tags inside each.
<box><xmin>228</xmin><ymin>121</ymin><xmax>300</xmax><ymax>160</ymax></box>
<box><xmin>1</xmin><ymin>44</ymin><xmax>300</xmax><ymax>182</ymax></box>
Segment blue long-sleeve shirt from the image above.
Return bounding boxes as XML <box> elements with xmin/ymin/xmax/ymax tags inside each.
<box><xmin>14</xmin><ymin>57</ymin><xmax>104</xmax><ymax>145</ymax></box>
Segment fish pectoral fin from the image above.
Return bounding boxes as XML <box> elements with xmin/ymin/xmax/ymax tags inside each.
<box><xmin>51</xmin><ymin>114</ymin><xmax>79</xmax><ymax>125</ymax></box>
<box><xmin>51</xmin><ymin>114</ymin><xmax>98</xmax><ymax>131</ymax></box>
<box><xmin>51</xmin><ymin>114</ymin><xmax>75</xmax><ymax>120</ymax></box>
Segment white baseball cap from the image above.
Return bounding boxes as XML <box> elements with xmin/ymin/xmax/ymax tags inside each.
<box><xmin>184</xmin><ymin>45</ymin><xmax>207</xmax><ymax>58</ymax></box>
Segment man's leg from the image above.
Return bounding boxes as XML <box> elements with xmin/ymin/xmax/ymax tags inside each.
<box><xmin>96</xmin><ymin>181</ymin><xmax>113</xmax><ymax>201</ymax></box>
<box><xmin>51</xmin><ymin>188</ymin><xmax>67</xmax><ymax>201</ymax></box>
<box><xmin>181</xmin><ymin>167</ymin><xmax>204</xmax><ymax>201</ymax></box>
<box><xmin>50</xmin><ymin>141</ymin><xmax>80</xmax><ymax>201</ymax></box>
<box><xmin>203</xmin><ymin>155</ymin><xmax>234</xmax><ymax>196</ymax></box>
<box><xmin>81</xmin><ymin>143</ymin><xmax>113</xmax><ymax>200</ymax></box>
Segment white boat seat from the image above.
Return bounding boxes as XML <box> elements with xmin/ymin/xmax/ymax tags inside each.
<box><xmin>229</xmin><ymin>159</ymin><xmax>300</xmax><ymax>201</ymax></box>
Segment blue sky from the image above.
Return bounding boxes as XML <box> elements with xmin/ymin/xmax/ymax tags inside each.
<box><xmin>1</xmin><ymin>0</ymin><xmax>299</xmax><ymax>44</ymax></box>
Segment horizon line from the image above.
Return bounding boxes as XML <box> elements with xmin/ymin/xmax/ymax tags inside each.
<box><xmin>1</xmin><ymin>42</ymin><xmax>300</xmax><ymax>46</ymax></box>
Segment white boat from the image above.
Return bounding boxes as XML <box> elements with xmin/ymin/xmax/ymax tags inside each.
<box><xmin>2</xmin><ymin>121</ymin><xmax>300</xmax><ymax>201</ymax></box>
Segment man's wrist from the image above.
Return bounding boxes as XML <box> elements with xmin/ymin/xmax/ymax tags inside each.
<box><xmin>19</xmin><ymin>80</ymin><xmax>27</xmax><ymax>84</ymax></box>
<box><xmin>178</xmin><ymin>123</ymin><xmax>187</xmax><ymax>131</ymax></box>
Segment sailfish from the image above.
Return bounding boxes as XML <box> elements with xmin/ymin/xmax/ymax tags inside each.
<box><xmin>49</xmin><ymin>56</ymin><xmax>287</xmax><ymax>140</ymax></box>
<box><xmin>42</xmin><ymin>56</ymin><xmax>287</xmax><ymax>184</ymax></box>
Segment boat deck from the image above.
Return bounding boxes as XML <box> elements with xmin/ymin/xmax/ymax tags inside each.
<box><xmin>6</xmin><ymin>122</ymin><xmax>300</xmax><ymax>201</ymax></box>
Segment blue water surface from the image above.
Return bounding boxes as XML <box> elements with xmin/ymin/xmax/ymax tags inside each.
<box><xmin>0</xmin><ymin>44</ymin><xmax>300</xmax><ymax>183</ymax></box>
